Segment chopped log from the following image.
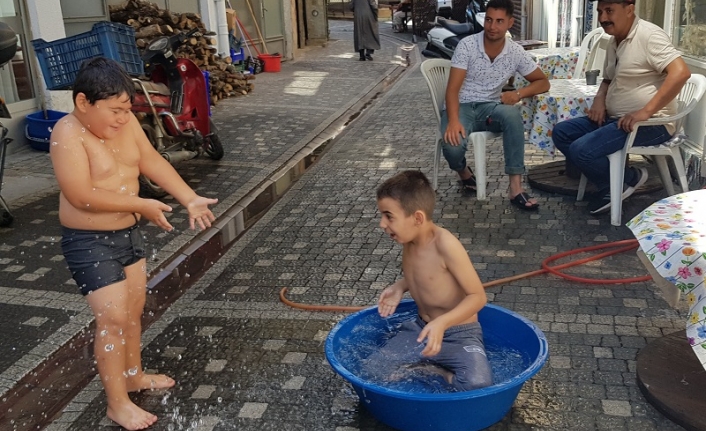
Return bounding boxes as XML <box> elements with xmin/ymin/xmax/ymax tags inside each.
<box><xmin>109</xmin><ymin>0</ymin><xmax>255</xmax><ymax>104</ymax></box>
<box><xmin>135</xmin><ymin>24</ymin><xmax>163</xmax><ymax>39</ymax></box>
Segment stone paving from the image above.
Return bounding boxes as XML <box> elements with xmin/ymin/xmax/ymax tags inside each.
<box><xmin>0</xmin><ymin>20</ymin><xmax>694</xmax><ymax>431</ymax></box>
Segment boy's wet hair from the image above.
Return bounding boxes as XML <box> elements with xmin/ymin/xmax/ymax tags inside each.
<box><xmin>377</xmin><ymin>170</ymin><xmax>435</xmax><ymax>219</ymax></box>
<box><xmin>72</xmin><ymin>57</ymin><xmax>135</xmax><ymax>104</ymax></box>
<box><xmin>486</xmin><ymin>0</ymin><xmax>514</xmax><ymax>16</ymax></box>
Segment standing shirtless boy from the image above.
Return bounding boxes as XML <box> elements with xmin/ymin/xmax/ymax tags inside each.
<box><xmin>374</xmin><ymin>170</ymin><xmax>493</xmax><ymax>391</ymax></box>
<box><xmin>51</xmin><ymin>57</ymin><xmax>218</xmax><ymax>430</ymax></box>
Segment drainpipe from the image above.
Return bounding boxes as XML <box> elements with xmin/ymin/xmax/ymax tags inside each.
<box><xmin>214</xmin><ymin>0</ymin><xmax>230</xmax><ymax>58</ymax></box>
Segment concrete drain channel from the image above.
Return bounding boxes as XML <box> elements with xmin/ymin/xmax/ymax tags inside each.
<box><xmin>0</xmin><ymin>60</ymin><xmax>411</xmax><ymax>431</ymax></box>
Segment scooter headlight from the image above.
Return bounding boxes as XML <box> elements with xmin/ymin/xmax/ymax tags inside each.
<box><xmin>148</xmin><ymin>37</ymin><xmax>169</xmax><ymax>51</ymax></box>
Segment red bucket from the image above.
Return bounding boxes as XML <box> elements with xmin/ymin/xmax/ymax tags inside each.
<box><xmin>258</xmin><ymin>53</ymin><xmax>281</xmax><ymax>73</ymax></box>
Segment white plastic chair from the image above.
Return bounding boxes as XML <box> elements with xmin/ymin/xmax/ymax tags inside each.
<box><xmin>420</xmin><ymin>59</ymin><xmax>500</xmax><ymax>200</ymax></box>
<box><xmin>577</xmin><ymin>74</ymin><xmax>706</xmax><ymax>226</ymax></box>
<box><xmin>575</xmin><ymin>27</ymin><xmax>607</xmax><ymax>78</ymax></box>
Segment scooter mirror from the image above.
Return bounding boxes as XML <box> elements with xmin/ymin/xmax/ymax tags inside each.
<box><xmin>147</xmin><ymin>37</ymin><xmax>169</xmax><ymax>51</ymax></box>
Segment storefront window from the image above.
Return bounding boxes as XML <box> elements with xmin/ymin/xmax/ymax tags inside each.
<box><xmin>673</xmin><ymin>0</ymin><xmax>706</xmax><ymax>60</ymax></box>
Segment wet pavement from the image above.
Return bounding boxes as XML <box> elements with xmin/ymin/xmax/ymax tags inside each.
<box><xmin>0</xmin><ymin>20</ymin><xmax>693</xmax><ymax>431</ymax></box>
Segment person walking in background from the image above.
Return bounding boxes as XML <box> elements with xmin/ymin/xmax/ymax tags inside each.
<box><xmin>351</xmin><ymin>0</ymin><xmax>381</xmax><ymax>60</ymax></box>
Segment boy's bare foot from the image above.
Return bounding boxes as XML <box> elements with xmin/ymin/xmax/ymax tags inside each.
<box><xmin>106</xmin><ymin>402</ymin><xmax>157</xmax><ymax>430</ymax></box>
<box><xmin>127</xmin><ymin>373</ymin><xmax>175</xmax><ymax>392</ymax></box>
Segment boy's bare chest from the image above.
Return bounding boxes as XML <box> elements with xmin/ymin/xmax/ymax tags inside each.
<box><xmin>84</xmin><ymin>139</ymin><xmax>140</xmax><ymax>180</ymax></box>
<box><xmin>402</xmin><ymin>250</ymin><xmax>448</xmax><ymax>286</ymax></box>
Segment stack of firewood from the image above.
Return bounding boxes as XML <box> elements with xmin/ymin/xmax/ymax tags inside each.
<box><xmin>109</xmin><ymin>0</ymin><xmax>254</xmax><ymax>104</ymax></box>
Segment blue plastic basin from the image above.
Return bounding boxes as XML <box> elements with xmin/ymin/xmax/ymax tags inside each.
<box><xmin>25</xmin><ymin>110</ymin><xmax>68</xmax><ymax>152</ymax></box>
<box><xmin>325</xmin><ymin>300</ymin><xmax>548</xmax><ymax>431</ymax></box>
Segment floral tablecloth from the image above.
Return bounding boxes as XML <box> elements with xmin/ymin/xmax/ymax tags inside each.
<box><xmin>627</xmin><ymin>189</ymin><xmax>706</xmax><ymax>371</ymax></box>
<box><xmin>514</xmin><ymin>46</ymin><xmax>581</xmax><ymax>87</ymax></box>
<box><xmin>520</xmin><ymin>78</ymin><xmax>598</xmax><ymax>155</ymax></box>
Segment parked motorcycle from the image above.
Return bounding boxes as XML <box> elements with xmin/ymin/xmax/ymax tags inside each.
<box><xmin>422</xmin><ymin>0</ymin><xmax>486</xmax><ymax>59</ymax></box>
<box><xmin>132</xmin><ymin>27</ymin><xmax>224</xmax><ymax>198</ymax></box>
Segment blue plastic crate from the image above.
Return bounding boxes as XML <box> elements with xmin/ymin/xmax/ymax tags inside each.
<box><xmin>31</xmin><ymin>21</ymin><xmax>143</xmax><ymax>90</ymax></box>
<box><xmin>230</xmin><ymin>48</ymin><xmax>244</xmax><ymax>63</ymax></box>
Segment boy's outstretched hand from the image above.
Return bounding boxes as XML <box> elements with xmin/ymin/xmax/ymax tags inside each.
<box><xmin>417</xmin><ymin>319</ymin><xmax>445</xmax><ymax>357</ymax></box>
<box><xmin>186</xmin><ymin>196</ymin><xmax>218</xmax><ymax>230</ymax></box>
<box><xmin>378</xmin><ymin>285</ymin><xmax>404</xmax><ymax>318</ymax></box>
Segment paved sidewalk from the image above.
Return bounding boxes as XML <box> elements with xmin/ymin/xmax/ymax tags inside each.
<box><xmin>3</xmin><ymin>20</ymin><xmax>693</xmax><ymax>431</ymax></box>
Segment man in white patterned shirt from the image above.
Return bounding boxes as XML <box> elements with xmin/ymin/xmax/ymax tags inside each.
<box><xmin>441</xmin><ymin>0</ymin><xmax>549</xmax><ymax>210</ymax></box>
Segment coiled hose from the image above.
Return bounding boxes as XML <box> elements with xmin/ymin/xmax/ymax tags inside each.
<box><xmin>279</xmin><ymin>239</ymin><xmax>650</xmax><ymax>312</ymax></box>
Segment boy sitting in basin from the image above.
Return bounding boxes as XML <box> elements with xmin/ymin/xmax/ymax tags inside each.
<box><xmin>374</xmin><ymin>170</ymin><xmax>493</xmax><ymax>391</ymax></box>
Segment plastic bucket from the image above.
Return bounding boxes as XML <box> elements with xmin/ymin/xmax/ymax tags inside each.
<box><xmin>25</xmin><ymin>110</ymin><xmax>69</xmax><ymax>152</ymax></box>
<box><xmin>325</xmin><ymin>300</ymin><xmax>549</xmax><ymax>431</ymax></box>
<box><xmin>258</xmin><ymin>53</ymin><xmax>281</xmax><ymax>72</ymax></box>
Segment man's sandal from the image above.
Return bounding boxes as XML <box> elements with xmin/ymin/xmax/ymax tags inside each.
<box><xmin>458</xmin><ymin>167</ymin><xmax>477</xmax><ymax>191</ymax></box>
<box><xmin>509</xmin><ymin>192</ymin><xmax>539</xmax><ymax>211</ymax></box>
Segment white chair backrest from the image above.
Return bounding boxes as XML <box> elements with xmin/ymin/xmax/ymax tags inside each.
<box><xmin>674</xmin><ymin>74</ymin><xmax>706</xmax><ymax>135</ymax></box>
<box><xmin>420</xmin><ymin>59</ymin><xmax>451</xmax><ymax>123</ymax></box>
<box><xmin>585</xmin><ymin>34</ymin><xmax>611</xmax><ymax>78</ymax></box>
<box><xmin>575</xmin><ymin>27</ymin><xmax>605</xmax><ymax>78</ymax></box>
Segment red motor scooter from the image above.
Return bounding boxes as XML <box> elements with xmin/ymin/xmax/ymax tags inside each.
<box><xmin>132</xmin><ymin>27</ymin><xmax>224</xmax><ymax>198</ymax></box>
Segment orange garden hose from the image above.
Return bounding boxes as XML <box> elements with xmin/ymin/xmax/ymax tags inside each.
<box><xmin>279</xmin><ymin>239</ymin><xmax>652</xmax><ymax>312</ymax></box>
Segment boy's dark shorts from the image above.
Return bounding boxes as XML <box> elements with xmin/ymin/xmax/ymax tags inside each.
<box><xmin>61</xmin><ymin>224</ymin><xmax>146</xmax><ymax>296</ymax></box>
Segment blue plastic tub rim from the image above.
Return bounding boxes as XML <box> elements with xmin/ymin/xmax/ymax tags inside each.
<box><xmin>325</xmin><ymin>300</ymin><xmax>549</xmax><ymax>402</ymax></box>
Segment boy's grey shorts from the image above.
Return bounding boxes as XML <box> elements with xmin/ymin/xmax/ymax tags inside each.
<box><xmin>61</xmin><ymin>224</ymin><xmax>146</xmax><ymax>296</ymax></box>
<box><xmin>372</xmin><ymin>315</ymin><xmax>494</xmax><ymax>391</ymax></box>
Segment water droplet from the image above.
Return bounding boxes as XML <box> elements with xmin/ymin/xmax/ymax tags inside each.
<box><xmin>100</xmin><ymin>330</ymin><xmax>108</xmax><ymax>337</ymax></box>
<box><xmin>104</xmin><ymin>344</ymin><xmax>114</xmax><ymax>352</ymax></box>
<box><xmin>51</xmin><ymin>141</ymin><xmax>58</xmax><ymax>146</ymax></box>
<box><xmin>81</xmin><ymin>127</ymin><xmax>85</xmax><ymax>132</ymax></box>
<box><xmin>47</xmin><ymin>127</ymin><xmax>53</xmax><ymax>133</ymax></box>
<box><xmin>128</xmin><ymin>367</ymin><xmax>138</xmax><ymax>376</ymax></box>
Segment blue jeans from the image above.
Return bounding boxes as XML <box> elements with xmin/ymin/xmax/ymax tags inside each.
<box><xmin>440</xmin><ymin>102</ymin><xmax>526</xmax><ymax>175</ymax></box>
<box><xmin>552</xmin><ymin>116</ymin><xmax>671</xmax><ymax>191</ymax></box>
